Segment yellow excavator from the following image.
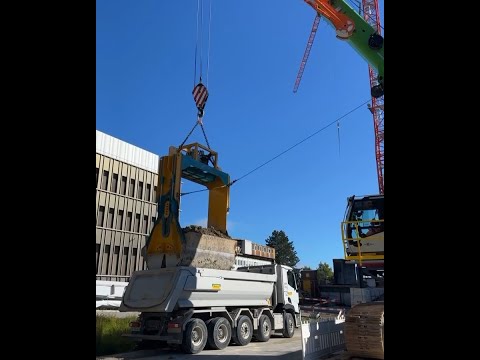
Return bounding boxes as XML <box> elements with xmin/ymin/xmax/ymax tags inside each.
<box><xmin>341</xmin><ymin>194</ymin><xmax>384</xmax><ymax>359</ymax></box>
<box><xmin>299</xmin><ymin>1</ymin><xmax>384</xmax><ymax>359</ymax></box>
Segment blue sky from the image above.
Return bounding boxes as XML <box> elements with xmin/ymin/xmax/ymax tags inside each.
<box><xmin>96</xmin><ymin>0</ymin><xmax>384</xmax><ymax>269</ymax></box>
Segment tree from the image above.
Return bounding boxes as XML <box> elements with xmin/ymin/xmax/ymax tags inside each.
<box><xmin>265</xmin><ymin>230</ymin><xmax>299</xmax><ymax>267</ymax></box>
<box><xmin>317</xmin><ymin>261</ymin><xmax>334</xmax><ymax>285</ymax></box>
<box><xmin>302</xmin><ymin>266</ymin><xmax>311</xmax><ymax>270</ymax></box>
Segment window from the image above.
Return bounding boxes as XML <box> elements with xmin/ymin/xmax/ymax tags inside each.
<box><xmin>122</xmin><ymin>247</ymin><xmax>129</xmax><ymax>275</ymax></box>
<box><xmin>111</xmin><ymin>173</ymin><xmax>118</xmax><ymax>193</ymax></box>
<box><xmin>120</xmin><ymin>176</ymin><xmax>127</xmax><ymax>195</ymax></box>
<box><xmin>107</xmin><ymin>208</ymin><xmax>114</xmax><ymax>228</ymax></box>
<box><xmin>101</xmin><ymin>170</ymin><xmax>109</xmax><ymax>190</ymax></box>
<box><xmin>137</xmin><ymin>181</ymin><xmax>143</xmax><ymax>200</ymax></box>
<box><xmin>146</xmin><ymin>184</ymin><xmax>151</xmax><ymax>202</ymax></box>
<box><xmin>116</xmin><ymin>210</ymin><xmax>124</xmax><ymax>230</ymax></box>
<box><xmin>143</xmin><ymin>215</ymin><xmax>148</xmax><ymax>234</ymax></box>
<box><xmin>103</xmin><ymin>245</ymin><xmax>111</xmax><ymax>273</ymax></box>
<box><xmin>347</xmin><ymin>197</ymin><xmax>385</xmax><ymax>239</ymax></box>
<box><xmin>287</xmin><ymin>270</ymin><xmax>297</xmax><ymax>289</ymax></box>
<box><xmin>135</xmin><ymin>214</ymin><xmax>141</xmax><ymax>233</ymax></box>
<box><xmin>150</xmin><ymin>216</ymin><xmax>156</xmax><ymax>231</ymax></box>
<box><xmin>132</xmin><ymin>248</ymin><xmax>138</xmax><ymax>272</ymax></box>
<box><xmin>96</xmin><ymin>244</ymin><xmax>100</xmax><ymax>273</ymax></box>
<box><xmin>126</xmin><ymin>212</ymin><xmax>133</xmax><ymax>231</ymax></box>
<box><xmin>97</xmin><ymin>206</ymin><xmax>105</xmax><ymax>226</ymax></box>
<box><xmin>154</xmin><ymin>186</ymin><xmax>157</xmax><ymax>201</ymax></box>
<box><xmin>96</xmin><ymin>168</ymin><xmax>99</xmax><ymax>188</ymax></box>
<box><xmin>114</xmin><ymin>246</ymin><xmax>120</xmax><ymax>275</ymax></box>
<box><xmin>129</xmin><ymin>179</ymin><xmax>135</xmax><ymax>197</ymax></box>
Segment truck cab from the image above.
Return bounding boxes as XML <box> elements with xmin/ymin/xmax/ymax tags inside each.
<box><xmin>279</xmin><ymin>265</ymin><xmax>300</xmax><ymax>315</ymax></box>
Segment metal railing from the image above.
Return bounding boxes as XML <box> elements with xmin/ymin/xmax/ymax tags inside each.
<box><xmin>340</xmin><ymin>219</ymin><xmax>384</xmax><ymax>265</ymax></box>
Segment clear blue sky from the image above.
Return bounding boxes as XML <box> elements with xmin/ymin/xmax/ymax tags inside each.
<box><xmin>96</xmin><ymin>0</ymin><xmax>384</xmax><ymax>269</ymax></box>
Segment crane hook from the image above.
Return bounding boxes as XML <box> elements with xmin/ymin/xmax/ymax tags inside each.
<box><xmin>192</xmin><ymin>81</ymin><xmax>209</xmax><ymax>118</ymax></box>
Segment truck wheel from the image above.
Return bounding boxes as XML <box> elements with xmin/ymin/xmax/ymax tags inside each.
<box><xmin>255</xmin><ymin>314</ymin><xmax>271</xmax><ymax>342</ymax></box>
<box><xmin>207</xmin><ymin>317</ymin><xmax>232</xmax><ymax>350</ymax></box>
<box><xmin>181</xmin><ymin>318</ymin><xmax>208</xmax><ymax>354</ymax></box>
<box><xmin>232</xmin><ymin>315</ymin><xmax>253</xmax><ymax>346</ymax></box>
<box><xmin>282</xmin><ymin>313</ymin><xmax>295</xmax><ymax>338</ymax></box>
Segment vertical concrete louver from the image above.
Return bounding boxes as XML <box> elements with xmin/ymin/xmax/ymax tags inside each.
<box><xmin>96</xmin><ymin>130</ymin><xmax>159</xmax><ymax>281</ymax></box>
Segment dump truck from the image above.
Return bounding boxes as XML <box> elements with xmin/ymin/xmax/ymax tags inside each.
<box><xmin>119</xmin><ymin>144</ymin><xmax>300</xmax><ymax>354</ymax></box>
<box><xmin>120</xmin><ymin>262</ymin><xmax>300</xmax><ymax>353</ymax></box>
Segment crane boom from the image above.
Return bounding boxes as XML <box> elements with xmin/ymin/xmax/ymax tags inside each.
<box><xmin>304</xmin><ymin>0</ymin><xmax>384</xmax><ymax>98</ymax></box>
<box><xmin>293</xmin><ymin>14</ymin><xmax>321</xmax><ymax>93</ymax></box>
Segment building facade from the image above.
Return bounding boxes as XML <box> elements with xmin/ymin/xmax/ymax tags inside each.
<box><xmin>96</xmin><ymin>130</ymin><xmax>159</xmax><ymax>281</ymax></box>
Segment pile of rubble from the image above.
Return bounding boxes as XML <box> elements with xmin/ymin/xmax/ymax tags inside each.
<box><xmin>182</xmin><ymin>225</ymin><xmax>231</xmax><ymax>239</ymax></box>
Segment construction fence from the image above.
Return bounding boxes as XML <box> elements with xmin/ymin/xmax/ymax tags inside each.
<box><xmin>301</xmin><ymin>311</ymin><xmax>346</xmax><ymax>360</ymax></box>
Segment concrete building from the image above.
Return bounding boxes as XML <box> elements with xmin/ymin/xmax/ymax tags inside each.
<box><xmin>96</xmin><ymin>130</ymin><xmax>159</xmax><ymax>281</ymax></box>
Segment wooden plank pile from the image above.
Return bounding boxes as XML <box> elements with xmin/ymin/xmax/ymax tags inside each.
<box><xmin>345</xmin><ymin>302</ymin><xmax>384</xmax><ymax>360</ymax></box>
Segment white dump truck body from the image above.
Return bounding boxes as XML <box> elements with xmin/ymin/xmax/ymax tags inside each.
<box><xmin>121</xmin><ymin>267</ymin><xmax>277</xmax><ymax>312</ymax></box>
<box><xmin>120</xmin><ymin>264</ymin><xmax>300</xmax><ymax>354</ymax></box>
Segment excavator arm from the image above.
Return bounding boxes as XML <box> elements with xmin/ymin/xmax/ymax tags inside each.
<box><xmin>305</xmin><ymin>0</ymin><xmax>384</xmax><ymax>98</ymax></box>
<box><xmin>145</xmin><ymin>143</ymin><xmax>232</xmax><ymax>268</ymax></box>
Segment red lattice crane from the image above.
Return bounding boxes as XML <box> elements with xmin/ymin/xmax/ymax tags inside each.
<box><xmin>293</xmin><ymin>14</ymin><xmax>320</xmax><ymax>93</ymax></box>
<box><xmin>362</xmin><ymin>0</ymin><xmax>384</xmax><ymax>194</ymax></box>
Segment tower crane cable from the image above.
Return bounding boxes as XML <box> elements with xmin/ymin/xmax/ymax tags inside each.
<box><xmin>199</xmin><ymin>0</ymin><xmax>204</xmax><ymax>81</ymax></box>
<box><xmin>337</xmin><ymin>120</ymin><xmax>341</xmax><ymax>157</ymax></box>
<box><xmin>185</xmin><ymin>0</ymin><xmax>213</xmax><ymax>149</ymax></box>
<box><xmin>206</xmin><ymin>0</ymin><xmax>212</xmax><ymax>87</ymax></box>
<box><xmin>193</xmin><ymin>0</ymin><xmax>200</xmax><ymax>86</ymax></box>
<box><xmin>181</xmin><ymin>98</ymin><xmax>371</xmax><ymax>196</ymax></box>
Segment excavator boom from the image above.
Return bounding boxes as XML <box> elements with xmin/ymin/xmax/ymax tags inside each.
<box><xmin>304</xmin><ymin>0</ymin><xmax>384</xmax><ymax>98</ymax></box>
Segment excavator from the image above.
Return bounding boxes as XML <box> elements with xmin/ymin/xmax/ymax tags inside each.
<box><xmin>301</xmin><ymin>1</ymin><xmax>384</xmax><ymax>359</ymax></box>
<box><xmin>341</xmin><ymin>194</ymin><xmax>384</xmax><ymax>359</ymax></box>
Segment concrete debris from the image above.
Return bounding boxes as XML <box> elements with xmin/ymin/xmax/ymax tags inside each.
<box><xmin>183</xmin><ymin>225</ymin><xmax>231</xmax><ymax>239</ymax></box>
<box><xmin>181</xmin><ymin>232</ymin><xmax>237</xmax><ymax>270</ymax></box>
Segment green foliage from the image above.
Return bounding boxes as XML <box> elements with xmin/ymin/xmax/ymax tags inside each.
<box><xmin>96</xmin><ymin>315</ymin><xmax>137</xmax><ymax>356</ymax></box>
<box><xmin>265</xmin><ymin>230</ymin><xmax>299</xmax><ymax>267</ymax></box>
<box><xmin>317</xmin><ymin>261</ymin><xmax>334</xmax><ymax>284</ymax></box>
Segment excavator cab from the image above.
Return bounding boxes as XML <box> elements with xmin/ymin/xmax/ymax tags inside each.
<box><xmin>341</xmin><ymin>194</ymin><xmax>384</xmax><ymax>266</ymax></box>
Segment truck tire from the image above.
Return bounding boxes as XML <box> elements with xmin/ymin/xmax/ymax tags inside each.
<box><xmin>207</xmin><ymin>317</ymin><xmax>232</xmax><ymax>350</ymax></box>
<box><xmin>255</xmin><ymin>314</ymin><xmax>271</xmax><ymax>342</ymax></box>
<box><xmin>232</xmin><ymin>315</ymin><xmax>253</xmax><ymax>346</ymax></box>
<box><xmin>181</xmin><ymin>318</ymin><xmax>208</xmax><ymax>354</ymax></box>
<box><xmin>282</xmin><ymin>313</ymin><xmax>295</xmax><ymax>338</ymax></box>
